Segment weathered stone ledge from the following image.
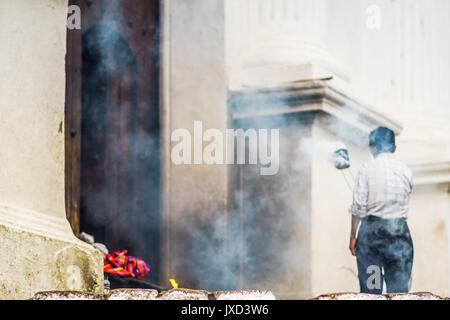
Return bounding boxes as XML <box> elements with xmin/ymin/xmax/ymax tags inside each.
<box><xmin>313</xmin><ymin>292</ymin><xmax>449</xmax><ymax>300</ymax></box>
<box><xmin>31</xmin><ymin>289</ymin><xmax>448</xmax><ymax>300</ymax></box>
<box><xmin>31</xmin><ymin>288</ymin><xmax>277</xmax><ymax>300</ymax></box>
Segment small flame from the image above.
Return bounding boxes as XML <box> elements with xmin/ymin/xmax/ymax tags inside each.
<box><xmin>169</xmin><ymin>278</ymin><xmax>178</xmax><ymax>289</ymax></box>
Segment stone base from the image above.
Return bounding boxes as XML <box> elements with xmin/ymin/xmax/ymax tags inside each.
<box><xmin>0</xmin><ymin>223</ymin><xmax>104</xmax><ymax>299</ymax></box>
<box><xmin>31</xmin><ymin>288</ymin><xmax>277</xmax><ymax>300</ymax></box>
<box><xmin>31</xmin><ymin>289</ymin><xmax>448</xmax><ymax>300</ymax></box>
<box><xmin>313</xmin><ymin>292</ymin><xmax>448</xmax><ymax>300</ymax></box>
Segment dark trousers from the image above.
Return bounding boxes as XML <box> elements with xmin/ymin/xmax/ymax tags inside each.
<box><xmin>356</xmin><ymin>215</ymin><xmax>413</xmax><ymax>294</ymax></box>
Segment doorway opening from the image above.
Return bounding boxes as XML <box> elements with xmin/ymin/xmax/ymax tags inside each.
<box><xmin>65</xmin><ymin>0</ymin><xmax>161</xmax><ymax>285</ymax></box>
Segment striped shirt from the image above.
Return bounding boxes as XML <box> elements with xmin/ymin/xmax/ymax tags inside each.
<box><xmin>349</xmin><ymin>152</ymin><xmax>413</xmax><ymax>219</ymax></box>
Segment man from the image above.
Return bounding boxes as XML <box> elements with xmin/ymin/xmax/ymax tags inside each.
<box><xmin>349</xmin><ymin>126</ymin><xmax>414</xmax><ymax>294</ymax></box>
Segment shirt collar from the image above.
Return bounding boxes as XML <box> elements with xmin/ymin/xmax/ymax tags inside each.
<box><xmin>374</xmin><ymin>152</ymin><xmax>395</xmax><ymax>159</ymax></box>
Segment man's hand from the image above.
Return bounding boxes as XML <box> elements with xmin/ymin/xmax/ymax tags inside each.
<box><xmin>350</xmin><ymin>215</ymin><xmax>361</xmax><ymax>256</ymax></box>
<box><xmin>349</xmin><ymin>237</ymin><xmax>357</xmax><ymax>256</ymax></box>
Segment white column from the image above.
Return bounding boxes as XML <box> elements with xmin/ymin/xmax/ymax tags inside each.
<box><xmin>0</xmin><ymin>0</ymin><xmax>103</xmax><ymax>299</ymax></box>
<box><xmin>226</xmin><ymin>0</ymin><xmax>346</xmax><ymax>88</ymax></box>
<box><xmin>160</xmin><ymin>0</ymin><xmax>229</xmax><ymax>289</ymax></box>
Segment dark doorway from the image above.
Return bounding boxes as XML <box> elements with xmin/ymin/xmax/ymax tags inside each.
<box><xmin>65</xmin><ymin>0</ymin><xmax>161</xmax><ymax>284</ymax></box>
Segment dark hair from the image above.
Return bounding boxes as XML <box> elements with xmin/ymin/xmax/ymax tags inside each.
<box><xmin>369</xmin><ymin>126</ymin><xmax>395</xmax><ymax>152</ymax></box>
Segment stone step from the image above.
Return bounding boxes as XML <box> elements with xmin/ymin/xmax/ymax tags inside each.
<box><xmin>31</xmin><ymin>288</ymin><xmax>276</xmax><ymax>300</ymax></box>
<box><xmin>32</xmin><ymin>289</ymin><xmax>448</xmax><ymax>300</ymax></box>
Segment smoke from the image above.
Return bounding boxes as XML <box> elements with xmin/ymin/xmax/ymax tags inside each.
<box><xmin>182</xmin><ymin>191</ymin><xmax>251</xmax><ymax>291</ymax></box>
<box><xmin>71</xmin><ymin>0</ymin><xmax>450</xmax><ymax>299</ymax></box>
<box><xmin>296</xmin><ymin>136</ymin><xmax>344</xmax><ymax>168</ymax></box>
<box><xmin>170</xmin><ymin>84</ymin><xmax>374</xmax><ymax>296</ymax></box>
<box><xmin>184</xmin><ymin>180</ymin><xmax>311</xmax><ymax>293</ymax></box>
<box><xmin>77</xmin><ymin>1</ymin><xmax>375</xmax><ymax>297</ymax></box>
<box><xmin>78</xmin><ymin>1</ymin><xmax>162</xmax><ymax>283</ymax></box>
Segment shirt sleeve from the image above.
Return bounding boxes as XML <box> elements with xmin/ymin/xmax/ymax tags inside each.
<box><xmin>406</xmin><ymin>167</ymin><xmax>414</xmax><ymax>193</ymax></box>
<box><xmin>349</xmin><ymin>164</ymin><xmax>369</xmax><ymax>218</ymax></box>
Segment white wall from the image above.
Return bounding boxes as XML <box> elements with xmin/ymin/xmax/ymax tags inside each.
<box><xmin>0</xmin><ymin>0</ymin><xmax>67</xmax><ymax>219</ymax></box>
<box><xmin>408</xmin><ymin>184</ymin><xmax>449</xmax><ymax>297</ymax></box>
<box><xmin>310</xmin><ymin>114</ymin><xmax>371</xmax><ymax>296</ymax></box>
<box><xmin>226</xmin><ymin>0</ymin><xmax>450</xmax><ymax>160</ymax></box>
<box><xmin>327</xmin><ymin>0</ymin><xmax>450</xmax><ymax>162</ymax></box>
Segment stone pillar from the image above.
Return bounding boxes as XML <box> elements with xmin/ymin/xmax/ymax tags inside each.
<box><xmin>254</xmin><ymin>0</ymin><xmax>329</xmax><ymax>59</ymax></box>
<box><xmin>226</xmin><ymin>0</ymin><xmax>347</xmax><ymax>88</ymax></box>
<box><xmin>0</xmin><ymin>0</ymin><xmax>103</xmax><ymax>299</ymax></box>
<box><xmin>160</xmin><ymin>0</ymin><xmax>229</xmax><ymax>290</ymax></box>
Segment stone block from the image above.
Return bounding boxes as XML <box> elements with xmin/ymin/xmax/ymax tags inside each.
<box><xmin>157</xmin><ymin>288</ymin><xmax>210</xmax><ymax>300</ymax></box>
<box><xmin>0</xmin><ymin>223</ymin><xmax>104</xmax><ymax>299</ymax></box>
<box><xmin>31</xmin><ymin>291</ymin><xmax>103</xmax><ymax>300</ymax></box>
<box><xmin>213</xmin><ymin>290</ymin><xmax>276</xmax><ymax>300</ymax></box>
<box><xmin>108</xmin><ymin>289</ymin><xmax>159</xmax><ymax>300</ymax></box>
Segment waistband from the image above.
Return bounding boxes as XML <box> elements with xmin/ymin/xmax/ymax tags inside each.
<box><xmin>362</xmin><ymin>215</ymin><xmax>406</xmax><ymax>223</ymax></box>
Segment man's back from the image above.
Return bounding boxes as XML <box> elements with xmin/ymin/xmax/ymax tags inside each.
<box><xmin>350</xmin><ymin>152</ymin><xmax>413</xmax><ymax>219</ymax></box>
